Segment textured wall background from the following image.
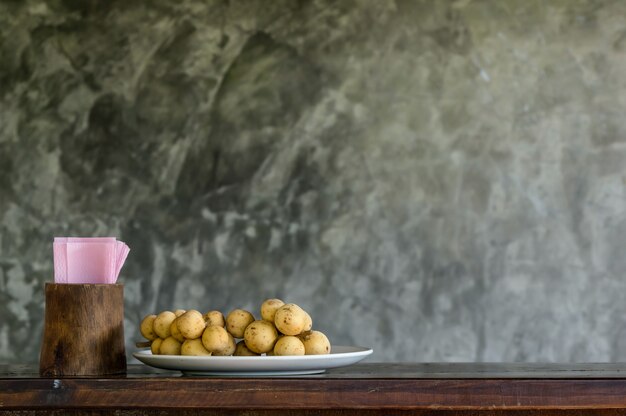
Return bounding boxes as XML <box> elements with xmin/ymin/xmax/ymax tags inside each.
<box><xmin>1</xmin><ymin>0</ymin><xmax>626</xmax><ymax>363</ymax></box>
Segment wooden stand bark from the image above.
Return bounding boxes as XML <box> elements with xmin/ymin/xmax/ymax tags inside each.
<box><xmin>39</xmin><ymin>283</ymin><xmax>126</xmax><ymax>376</ymax></box>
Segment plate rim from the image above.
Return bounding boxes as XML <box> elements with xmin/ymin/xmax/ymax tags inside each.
<box><xmin>132</xmin><ymin>345</ymin><xmax>372</xmax><ymax>374</ymax></box>
<box><xmin>133</xmin><ymin>345</ymin><xmax>372</xmax><ymax>361</ymax></box>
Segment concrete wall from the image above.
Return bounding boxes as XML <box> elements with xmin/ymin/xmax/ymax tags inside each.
<box><xmin>1</xmin><ymin>0</ymin><xmax>626</xmax><ymax>363</ymax></box>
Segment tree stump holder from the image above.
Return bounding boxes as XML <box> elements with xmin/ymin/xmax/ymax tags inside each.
<box><xmin>39</xmin><ymin>283</ymin><xmax>126</xmax><ymax>376</ymax></box>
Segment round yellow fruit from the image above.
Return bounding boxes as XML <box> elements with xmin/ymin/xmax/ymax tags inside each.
<box><xmin>140</xmin><ymin>315</ymin><xmax>158</xmax><ymax>341</ymax></box>
<box><xmin>150</xmin><ymin>338</ymin><xmax>163</xmax><ymax>355</ymax></box>
<box><xmin>244</xmin><ymin>320</ymin><xmax>278</xmax><ymax>354</ymax></box>
<box><xmin>234</xmin><ymin>340</ymin><xmax>259</xmax><ymax>356</ymax></box>
<box><xmin>153</xmin><ymin>311</ymin><xmax>177</xmax><ymax>339</ymax></box>
<box><xmin>303</xmin><ymin>311</ymin><xmax>313</xmax><ymax>332</ymax></box>
<box><xmin>213</xmin><ymin>333</ymin><xmax>236</xmax><ymax>356</ymax></box>
<box><xmin>170</xmin><ymin>318</ymin><xmax>184</xmax><ymax>342</ymax></box>
<box><xmin>202</xmin><ymin>325</ymin><xmax>231</xmax><ymax>354</ymax></box>
<box><xmin>273</xmin><ymin>336</ymin><xmax>305</xmax><ymax>356</ymax></box>
<box><xmin>226</xmin><ymin>309</ymin><xmax>255</xmax><ymax>338</ymax></box>
<box><xmin>181</xmin><ymin>339</ymin><xmax>212</xmax><ymax>356</ymax></box>
<box><xmin>204</xmin><ymin>310</ymin><xmax>225</xmax><ymax>327</ymax></box>
<box><xmin>274</xmin><ymin>304</ymin><xmax>307</xmax><ymax>335</ymax></box>
<box><xmin>159</xmin><ymin>336</ymin><xmax>182</xmax><ymax>355</ymax></box>
<box><xmin>300</xmin><ymin>330</ymin><xmax>331</xmax><ymax>355</ymax></box>
<box><xmin>177</xmin><ymin>310</ymin><xmax>206</xmax><ymax>339</ymax></box>
<box><xmin>260</xmin><ymin>299</ymin><xmax>285</xmax><ymax>322</ymax></box>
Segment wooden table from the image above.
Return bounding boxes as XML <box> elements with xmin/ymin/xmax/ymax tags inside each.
<box><xmin>3</xmin><ymin>363</ymin><xmax>626</xmax><ymax>415</ymax></box>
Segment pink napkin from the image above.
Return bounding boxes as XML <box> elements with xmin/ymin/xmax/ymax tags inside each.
<box><xmin>53</xmin><ymin>237</ymin><xmax>130</xmax><ymax>284</ymax></box>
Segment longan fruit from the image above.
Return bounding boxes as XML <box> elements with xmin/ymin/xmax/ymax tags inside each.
<box><xmin>202</xmin><ymin>325</ymin><xmax>231</xmax><ymax>354</ymax></box>
<box><xmin>260</xmin><ymin>299</ymin><xmax>285</xmax><ymax>322</ymax></box>
<box><xmin>244</xmin><ymin>320</ymin><xmax>278</xmax><ymax>354</ymax></box>
<box><xmin>226</xmin><ymin>309</ymin><xmax>255</xmax><ymax>338</ymax></box>
<box><xmin>303</xmin><ymin>311</ymin><xmax>313</xmax><ymax>332</ymax></box>
<box><xmin>181</xmin><ymin>339</ymin><xmax>212</xmax><ymax>356</ymax></box>
<box><xmin>151</xmin><ymin>338</ymin><xmax>163</xmax><ymax>355</ymax></box>
<box><xmin>274</xmin><ymin>304</ymin><xmax>307</xmax><ymax>335</ymax></box>
<box><xmin>204</xmin><ymin>310</ymin><xmax>225</xmax><ymax>327</ymax></box>
<box><xmin>234</xmin><ymin>340</ymin><xmax>260</xmax><ymax>356</ymax></box>
<box><xmin>300</xmin><ymin>330</ymin><xmax>331</xmax><ymax>355</ymax></box>
<box><xmin>153</xmin><ymin>311</ymin><xmax>177</xmax><ymax>339</ymax></box>
<box><xmin>213</xmin><ymin>333</ymin><xmax>236</xmax><ymax>356</ymax></box>
<box><xmin>177</xmin><ymin>310</ymin><xmax>206</xmax><ymax>339</ymax></box>
<box><xmin>274</xmin><ymin>336</ymin><xmax>305</xmax><ymax>356</ymax></box>
<box><xmin>160</xmin><ymin>336</ymin><xmax>182</xmax><ymax>355</ymax></box>
<box><xmin>170</xmin><ymin>318</ymin><xmax>184</xmax><ymax>342</ymax></box>
<box><xmin>140</xmin><ymin>314</ymin><xmax>158</xmax><ymax>341</ymax></box>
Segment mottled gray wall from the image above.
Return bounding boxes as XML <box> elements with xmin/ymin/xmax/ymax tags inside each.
<box><xmin>1</xmin><ymin>0</ymin><xmax>626</xmax><ymax>364</ymax></box>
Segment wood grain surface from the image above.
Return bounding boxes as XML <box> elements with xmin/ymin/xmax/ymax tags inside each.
<box><xmin>38</xmin><ymin>283</ymin><xmax>126</xmax><ymax>376</ymax></box>
<box><xmin>4</xmin><ymin>363</ymin><xmax>626</xmax><ymax>415</ymax></box>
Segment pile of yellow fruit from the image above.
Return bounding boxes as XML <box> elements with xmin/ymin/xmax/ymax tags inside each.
<box><xmin>139</xmin><ymin>299</ymin><xmax>331</xmax><ymax>356</ymax></box>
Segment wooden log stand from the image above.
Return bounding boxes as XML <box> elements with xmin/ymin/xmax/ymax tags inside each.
<box><xmin>39</xmin><ymin>283</ymin><xmax>126</xmax><ymax>376</ymax></box>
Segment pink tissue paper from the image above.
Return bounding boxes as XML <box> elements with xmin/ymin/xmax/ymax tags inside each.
<box><xmin>53</xmin><ymin>237</ymin><xmax>130</xmax><ymax>284</ymax></box>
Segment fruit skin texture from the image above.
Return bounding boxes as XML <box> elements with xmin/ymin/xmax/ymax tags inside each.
<box><xmin>201</xmin><ymin>325</ymin><xmax>231</xmax><ymax>354</ymax></box>
<box><xmin>153</xmin><ymin>311</ymin><xmax>177</xmax><ymax>339</ymax></box>
<box><xmin>140</xmin><ymin>315</ymin><xmax>158</xmax><ymax>341</ymax></box>
<box><xmin>139</xmin><ymin>300</ymin><xmax>330</xmax><ymax>357</ymax></box>
<box><xmin>274</xmin><ymin>336</ymin><xmax>305</xmax><ymax>356</ymax></box>
<box><xmin>225</xmin><ymin>309</ymin><xmax>255</xmax><ymax>338</ymax></box>
<box><xmin>170</xmin><ymin>318</ymin><xmax>185</xmax><ymax>342</ymax></box>
<box><xmin>274</xmin><ymin>304</ymin><xmax>307</xmax><ymax>335</ymax></box>
<box><xmin>151</xmin><ymin>338</ymin><xmax>163</xmax><ymax>355</ymax></box>
<box><xmin>177</xmin><ymin>310</ymin><xmax>206</xmax><ymax>339</ymax></box>
<box><xmin>300</xmin><ymin>330</ymin><xmax>331</xmax><ymax>355</ymax></box>
<box><xmin>261</xmin><ymin>299</ymin><xmax>285</xmax><ymax>322</ymax></box>
<box><xmin>160</xmin><ymin>336</ymin><xmax>182</xmax><ymax>355</ymax></box>
<box><xmin>181</xmin><ymin>339</ymin><xmax>212</xmax><ymax>356</ymax></box>
<box><xmin>303</xmin><ymin>311</ymin><xmax>313</xmax><ymax>332</ymax></box>
<box><xmin>204</xmin><ymin>310</ymin><xmax>225</xmax><ymax>327</ymax></box>
<box><xmin>213</xmin><ymin>333</ymin><xmax>236</xmax><ymax>356</ymax></box>
<box><xmin>234</xmin><ymin>340</ymin><xmax>259</xmax><ymax>356</ymax></box>
<box><xmin>244</xmin><ymin>320</ymin><xmax>279</xmax><ymax>353</ymax></box>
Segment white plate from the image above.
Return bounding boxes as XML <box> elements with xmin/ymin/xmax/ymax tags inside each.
<box><xmin>133</xmin><ymin>345</ymin><xmax>373</xmax><ymax>376</ymax></box>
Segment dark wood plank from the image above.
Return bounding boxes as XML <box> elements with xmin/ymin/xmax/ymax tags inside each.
<box><xmin>6</xmin><ymin>411</ymin><xmax>626</xmax><ymax>416</ymax></box>
<box><xmin>4</xmin><ymin>363</ymin><xmax>626</xmax><ymax>413</ymax></box>
<box><xmin>3</xmin><ymin>375</ymin><xmax>626</xmax><ymax>410</ymax></box>
<box><xmin>7</xmin><ymin>363</ymin><xmax>626</xmax><ymax>379</ymax></box>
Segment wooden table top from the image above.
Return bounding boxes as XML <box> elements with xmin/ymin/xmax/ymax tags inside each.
<box><xmin>5</xmin><ymin>362</ymin><xmax>626</xmax><ymax>378</ymax></box>
<box><xmin>4</xmin><ymin>363</ymin><xmax>626</xmax><ymax>415</ymax></box>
